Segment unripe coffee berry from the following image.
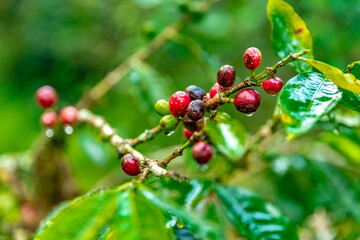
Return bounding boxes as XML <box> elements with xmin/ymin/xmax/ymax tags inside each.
<box><xmin>185</xmin><ymin>85</ymin><xmax>206</xmax><ymax>101</ymax></box>
<box><xmin>217</xmin><ymin>65</ymin><xmax>236</xmax><ymax>87</ymax></box>
<box><xmin>169</xmin><ymin>91</ymin><xmax>191</xmax><ymax>117</ymax></box>
<box><xmin>35</xmin><ymin>85</ymin><xmax>58</xmax><ymax>108</ymax></box>
<box><xmin>192</xmin><ymin>142</ymin><xmax>213</xmax><ymax>164</ymax></box>
<box><xmin>121</xmin><ymin>153</ymin><xmax>141</xmax><ymax>176</ymax></box>
<box><xmin>155</xmin><ymin>99</ymin><xmax>170</xmax><ymax>116</ymax></box>
<box><xmin>234</xmin><ymin>89</ymin><xmax>261</xmax><ymax>114</ymax></box>
<box><xmin>186</xmin><ymin>100</ymin><xmax>205</xmax><ymax>120</ymax></box>
<box><xmin>40</xmin><ymin>111</ymin><xmax>57</xmax><ymax>127</ymax></box>
<box><xmin>160</xmin><ymin>115</ymin><xmax>179</xmax><ymax>134</ymax></box>
<box><xmin>183</xmin><ymin>128</ymin><xmax>194</xmax><ymax>139</ymax></box>
<box><xmin>243</xmin><ymin>47</ymin><xmax>262</xmax><ymax>70</ymax></box>
<box><xmin>60</xmin><ymin>106</ymin><xmax>78</xmax><ymax>125</ymax></box>
<box><xmin>183</xmin><ymin>115</ymin><xmax>204</xmax><ymax>132</ymax></box>
<box><xmin>262</xmin><ymin>77</ymin><xmax>283</xmax><ymax>95</ymax></box>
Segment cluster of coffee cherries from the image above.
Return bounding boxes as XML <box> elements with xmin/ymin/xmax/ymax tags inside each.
<box><xmin>35</xmin><ymin>86</ymin><xmax>78</xmax><ymax>133</ymax></box>
<box><xmin>120</xmin><ymin>47</ymin><xmax>284</xmax><ymax>177</ymax></box>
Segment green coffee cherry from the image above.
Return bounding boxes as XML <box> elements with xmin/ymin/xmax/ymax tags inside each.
<box><xmin>155</xmin><ymin>99</ymin><xmax>170</xmax><ymax>116</ymax></box>
<box><xmin>160</xmin><ymin>115</ymin><xmax>179</xmax><ymax>134</ymax></box>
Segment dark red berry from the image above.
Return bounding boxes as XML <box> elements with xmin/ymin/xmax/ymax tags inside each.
<box><xmin>185</xmin><ymin>85</ymin><xmax>206</xmax><ymax>100</ymax></box>
<box><xmin>217</xmin><ymin>65</ymin><xmax>236</xmax><ymax>87</ymax></box>
<box><xmin>169</xmin><ymin>91</ymin><xmax>191</xmax><ymax>117</ymax></box>
<box><xmin>35</xmin><ymin>85</ymin><xmax>58</xmax><ymax>108</ymax></box>
<box><xmin>243</xmin><ymin>47</ymin><xmax>262</xmax><ymax>70</ymax></box>
<box><xmin>186</xmin><ymin>100</ymin><xmax>205</xmax><ymax>120</ymax></box>
<box><xmin>234</xmin><ymin>89</ymin><xmax>261</xmax><ymax>114</ymax></box>
<box><xmin>60</xmin><ymin>106</ymin><xmax>78</xmax><ymax>125</ymax></box>
<box><xmin>183</xmin><ymin>128</ymin><xmax>194</xmax><ymax>139</ymax></box>
<box><xmin>192</xmin><ymin>142</ymin><xmax>213</xmax><ymax>164</ymax></box>
<box><xmin>262</xmin><ymin>77</ymin><xmax>283</xmax><ymax>95</ymax></box>
<box><xmin>41</xmin><ymin>111</ymin><xmax>57</xmax><ymax>127</ymax></box>
<box><xmin>183</xmin><ymin>115</ymin><xmax>204</xmax><ymax>132</ymax></box>
<box><xmin>121</xmin><ymin>153</ymin><xmax>141</xmax><ymax>176</ymax></box>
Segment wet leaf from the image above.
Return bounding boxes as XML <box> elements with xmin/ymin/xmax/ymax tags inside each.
<box><xmin>204</xmin><ymin>119</ymin><xmax>246</xmax><ymax>162</ymax></box>
<box><xmin>267</xmin><ymin>0</ymin><xmax>313</xmax><ymax>73</ymax></box>
<box><xmin>299</xmin><ymin>58</ymin><xmax>360</xmax><ymax>94</ymax></box>
<box><xmin>341</xmin><ymin>62</ymin><xmax>360</xmax><ymax>112</ymax></box>
<box><xmin>214</xmin><ymin>184</ymin><xmax>298</xmax><ymax>240</ymax></box>
<box><xmin>277</xmin><ymin>72</ymin><xmax>342</xmax><ymax>139</ymax></box>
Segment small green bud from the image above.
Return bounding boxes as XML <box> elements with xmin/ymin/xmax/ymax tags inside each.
<box><xmin>160</xmin><ymin>115</ymin><xmax>179</xmax><ymax>134</ymax></box>
<box><xmin>155</xmin><ymin>99</ymin><xmax>170</xmax><ymax>116</ymax></box>
<box><xmin>141</xmin><ymin>20</ymin><xmax>157</xmax><ymax>40</ymax></box>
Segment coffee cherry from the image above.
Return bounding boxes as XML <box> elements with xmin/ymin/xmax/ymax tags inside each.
<box><xmin>155</xmin><ymin>99</ymin><xmax>170</xmax><ymax>116</ymax></box>
<box><xmin>121</xmin><ymin>153</ymin><xmax>141</xmax><ymax>176</ymax></box>
<box><xmin>243</xmin><ymin>47</ymin><xmax>262</xmax><ymax>70</ymax></box>
<box><xmin>169</xmin><ymin>91</ymin><xmax>191</xmax><ymax>117</ymax></box>
<box><xmin>209</xmin><ymin>83</ymin><xmax>229</xmax><ymax>99</ymax></box>
<box><xmin>192</xmin><ymin>142</ymin><xmax>213</xmax><ymax>164</ymax></box>
<box><xmin>234</xmin><ymin>89</ymin><xmax>261</xmax><ymax>114</ymax></box>
<box><xmin>183</xmin><ymin>115</ymin><xmax>204</xmax><ymax>132</ymax></box>
<box><xmin>40</xmin><ymin>111</ymin><xmax>57</xmax><ymax>127</ymax></box>
<box><xmin>185</xmin><ymin>85</ymin><xmax>206</xmax><ymax>101</ymax></box>
<box><xmin>160</xmin><ymin>115</ymin><xmax>179</xmax><ymax>134</ymax></box>
<box><xmin>35</xmin><ymin>85</ymin><xmax>58</xmax><ymax>108</ymax></box>
<box><xmin>183</xmin><ymin>128</ymin><xmax>194</xmax><ymax>139</ymax></box>
<box><xmin>186</xmin><ymin>100</ymin><xmax>205</xmax><ymax>120</ymax></box>
<box><xmin>262</xmin><ymin>77</ymin><xmax>283</xmax><ymax>95</ymax></box>
<box><xmin>60</xmin><ymin>106</ymin><xmax>78</xmax><ymax>125</ymax></box>
<box><xmin>217</xmin><ymin>65</ymin><xmax>236</xmax><ymax>87</ymax></box>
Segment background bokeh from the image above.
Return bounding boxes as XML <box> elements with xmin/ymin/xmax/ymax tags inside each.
<box><xmin>1</xmin><ymin>0</ymin><xmax>360</xmax><ymax>238</ymax></box>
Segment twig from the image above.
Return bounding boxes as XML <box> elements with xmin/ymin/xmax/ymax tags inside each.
<box><xmin>78</xmin><ymin>108</ymin><xmax>188</xmax><ymax>181</ymax></box>
<box><xmin>127</xmin><ymin>126</ymin><xmax>162</xmax><ymax>147</ymax></box>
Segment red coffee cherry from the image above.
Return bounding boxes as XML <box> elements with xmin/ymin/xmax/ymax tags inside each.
<box><xmin>243</xmin><ymin>47</ymin><xmax>262</xmax><ymax>70</ymax></box>
<box><xmin>183</xmin><ymin>115</ymin><xmax>204</xmax><ymax>132</ymax></box>
<box><xmin>169</xmin><ymin>91</ymin><xmax>191</xmax><ymax>117</ymax></box>
<box><xmin>185</xmin><ymin>85</ymin><xmax>206</xmax><ymax>100</ymax></box>
<box><xmin>35</xmin><ymin>85</ymin><xmax>58</xmax><ymax>108</ymax></box>
<box><xmin>262</xmin><ymin>77</ymin><xmax>283</xmax><ymax>95</ymax></box>
<box><xmin>192</xmin><ymin>142</ymin><xmax>213</xmax><ymax>164</ymax></box>
<box><xmin>234</xmin><ymin>89</ymin><xmax>261</xmax><ymax>114</ymax></box>
<box><xmin>183</xmin><ymin>128</ymin><xmax>194</xmax><ymax>139</ymax></box>
<box><xmin>186</xmin><ymin>100</ymin><xmax>205</xmax><ymax>120</ymax></box>
<box><xmin>59</xmin><ymin>106</ymin><xmax>78</xmax><ymax>125</ymax></box>
<box><xmin>217</xmin><ymin>65</ymin><xmax>236</xmax><ymax>87</ymax></box>
<box><xmin>121</xmin><ymin>153</ymin><xmax>141</xmax><ymax>176</ymax></box>
<box><xmin>209</xmin><ymin>83</ymin><xmax>229</xmax><ymax>99</ymax></box>
<box><xmin>40</xmin><ymin>111</ymin><xmax>57</xmax><ymax>127</ymax></box>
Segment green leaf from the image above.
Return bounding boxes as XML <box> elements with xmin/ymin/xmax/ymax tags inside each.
<box><xmin>139</xmin><ymin>187</ymin><xmax>224</xmax><ymax>240</ymax></box>
<box><xmin>277</xmin><ymin>72</ymin><xmax>342</xmax><ymax>139</ymax></box>
<box><xmin>341</xmin><ymin>62</ymin><xmax>360</xmax><ymax>112</ymax></box>
<box><xmin>299</xmin><ymin>58</ymin><xmax>360</xmax><ymax>94</ymax></box>
<box><xmin>214</xmin><ymin>184</ymin><xmax>298</xmax><ymax>240</ymax></box>
<box><xmin>204</xmin><ymin>119</ymin><xmax>246</xmax><ymax>162</ymax></box>
<box><xmin>267</xmin><ymin>0</ymin><xmax>313</xmax><ymax>73</ymax></box>
<box><xmin>35</xmin><ymin>183</ymin><xmax>174</xmax><ymax>240</ymax></box>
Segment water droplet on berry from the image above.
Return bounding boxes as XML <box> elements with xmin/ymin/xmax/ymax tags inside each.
<box><xmin>64</xmin><ymin>125</ymin><xmax>74</xmax><ymax>135</ymax></box>
<box><xmin>245</xmin><ymin>112</ymin><xmax>255</xmax><ymax>117</ymax></box>
<box><xmin>166</xmin><ymin>131</ymin><xmax>175</xmax><ymax>136</ymax></box>
<box><xmin>333</xmin><ymin>129</ymin><xmax>340</xmax><ymax>135</ymax></box>
<box><xmin>45</xmin><ymin>129</ymin><xmax>54</xmax><ymax>138</ymax></box>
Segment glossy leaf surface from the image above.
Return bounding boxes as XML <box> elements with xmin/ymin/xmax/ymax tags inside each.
<box><xmin>204</xmin><ymin>118</ymin><xmax>246</xmax><ymax>162</ymax></box>
<box><xmin>277</xmin><ymin>72</ymin><xmax>342</xmax><ymax>138</ymax></box>
<box><xmin>267</xmin><ymin>0</ymin><xmax>313</xmax><ymax>73</ymax></box>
